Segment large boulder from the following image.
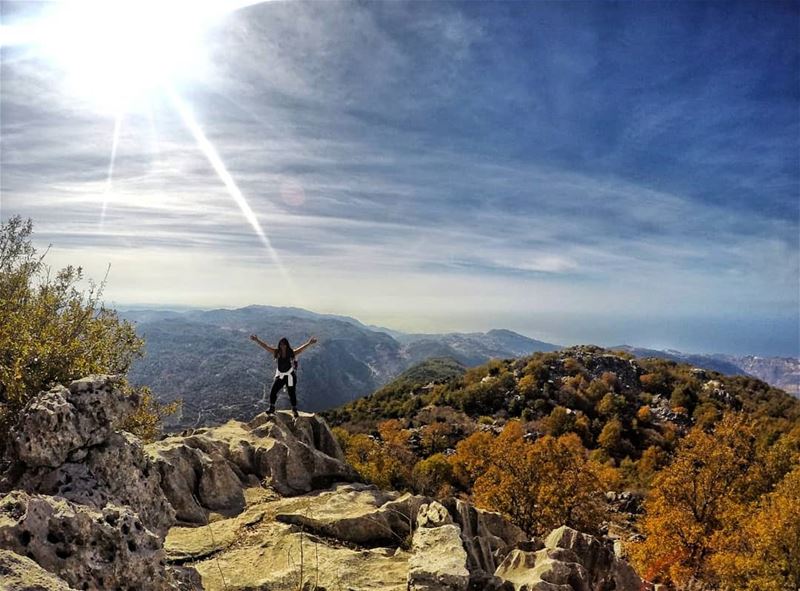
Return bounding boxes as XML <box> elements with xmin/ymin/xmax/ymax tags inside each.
<box><xmin>494</xmin><ymin>526</ymin><xmax>642</xmax><ymax>591</ymax></box>
<box><xmin>545</xmin><ymin>526</ymin><xmax>641</xmax><ymax>591</ymax></box>
<box><xmin>0</xmin><ymin>491</ymin><xmax>173</xmax><ymax>591</ymax></box>
<box><xmin>2</xmin><ymin>377</ymin><xmax>175</xmax><ymax>538</ymax></box>
<box><xmin>0</xmin><ymin>376</ymin><xmax>201</xmax><ymax>590</ymax></box>
<box><xmin>408</xmin><ymin>502</ymin><xmax>470</xmax><ymax>591</ymax></box>
<box><xmin>7</xmin><ymin>376</ymin><xmax>132</xmax><ymax>468</ymax></box>
<box><xmin>147</xmin><ymin>411</ymin><xmax>358</xmax><ymax>524</ymax></box>
<box><xmin>8</xmin><ymin>431</ymin><xmax>175</xmax><ymax>537</ymax></box>
<box><xmin>0</xmin><ymin>549</ymin><xmax>76</xmax><ymax>591</ymax></box>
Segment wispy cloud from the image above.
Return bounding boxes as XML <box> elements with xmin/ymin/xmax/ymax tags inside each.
<box><xmin>1</xmin><ymin>0</ymin><xmax>797</xmax><ymax>355</ymax></box>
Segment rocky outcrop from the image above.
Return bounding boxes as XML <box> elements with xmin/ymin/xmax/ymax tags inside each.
<box><xmin>146</xmin><ymin>411</ymin><xmax>359</xmax><ymax>525</ymax></box>
<box><xmin>166</xmin><ymin>486</ymin><xmax>413</xmax><ymax>591</ymax></box>
<box><xmin>0</xmin><ymin>376</ymin><xmax>193</xmax><ymax>590</ymax></box>
<box><xmin>408</xmin><ymin>502</ymin><xmax>470</xmax><ymax>591</ymax></box>
<box><xmin>494</xmin><ymin>526</ymin><xmax>642</xmax><ymax>591</ymax></box>
<box><xmin>2</xmin><ymin>376</ymin><xmax>175</xmax><ymax>537</ymax></box>
<box><xmin>8</xmin><ymin>376</ymin><xmax>132</xmax><ymax>468</ymax></box>
<box><xmin>274</xmin><ymin>483</ymin><xmax>427</xmax><ymax>546</ymax></box>
<box><xmin>443</xmin><ymin>497</ymin><xmax>527</xmax><ymax>578</ymax></box>
<box><xmin>0</xmin><ymin>491</ymin><xmax>169</xmax><ymax>591</ymax></box>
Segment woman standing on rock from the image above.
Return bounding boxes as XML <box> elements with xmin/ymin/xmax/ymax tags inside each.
<box><xmin>249</xmin><ymin>334</ymin><xmax>317</xmax><ymax>418</ymax></box>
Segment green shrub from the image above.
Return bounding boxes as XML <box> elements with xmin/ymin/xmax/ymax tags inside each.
<box><xmin>0</xmin><ymin>217</ymin><xmax>166</xmax><ymax>450</ymax></box>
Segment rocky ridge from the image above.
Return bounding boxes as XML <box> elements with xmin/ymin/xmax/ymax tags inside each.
<box><xmin>0</xmin><ymin>375</ymin><xmax>643</xmax><ymax>590</ymax></box>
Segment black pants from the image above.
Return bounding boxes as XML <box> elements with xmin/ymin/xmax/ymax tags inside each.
<box><xmin>269</xmin><ymin>372</ymin><xmax>297</xmax><ymax>407</ymax></box>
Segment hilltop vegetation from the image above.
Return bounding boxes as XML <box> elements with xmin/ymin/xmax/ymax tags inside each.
<box><xmin>0</xmin><ymin>217</ymin><xmax>176</xmax><ymax>451</ymax></box>
<box><xmin>326</xmin><ymin>345</ymin><xmax>800</xmax><ymax>590</ymax></box>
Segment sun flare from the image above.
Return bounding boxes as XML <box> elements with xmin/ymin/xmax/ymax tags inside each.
<box><xmin>1</xmin><ymin>0</ymin><xmax>287</xmax><ymax>269</ymax></box>
<box><xmin>6</xmin><ymin>0</ymin><xmax>228</xmax><ymax>112</ymax></box>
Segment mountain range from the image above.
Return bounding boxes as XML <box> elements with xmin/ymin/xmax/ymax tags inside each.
<box><xmin>122</xmin><ymin>305</ymin><xmax>799</xmax><ymax>429</ymax></box>
<box><xmin>122</xmin><ymin>305</ymin><xmax>558</xmax><ymax>428</ymax></box>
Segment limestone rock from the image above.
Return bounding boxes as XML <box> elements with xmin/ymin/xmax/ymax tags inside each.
<box><xmin>0</xmin><ymin>549</ymin><xmax>76</xmax><ymax>591</ymax></box>
<box><xmin>196</xmin><ymin>451</ymin><xmax>245</xmax><ymax>512</ymax></box>
<box><xmin>443</xmin><ymin>497</ymin><xmax>527</xmax><ymax>577</ymax></box>
<box><xmin>495</xmin><ymin>549</ymin><xmax>540</xmax><ymax>589</ymax></box>
<box><xmin>0</xmin><ymin>491</ymin><xmax>173</xmax><ymax>591</ymax></box>
<box><xmin>417</xmin><ymin>501</ymin><xmax>452</xmax><ymax>528</ymax></box>
<box><xmin>146</xmin><ymin>442</ymin><xmax>207</xmax><ymax>524</ymax></box>
<box><xmin>190</xmin><ymin>520</ymin><xmax>410</xmax><ymax>591</ymax></box>
<box><xmin>10</xmin><ymin>431</ymin><xmax>175</xmax><ymax>537</ymax></box>
<box><xmin>8</xmin><ymin>376</ymin><xmax>131</xmax><ymax>468</ymax></box>
<box><xmin>167</xmin><ymin>565</ymin><xmax>205</xmax><ymax>591</ymax></box>
<box><xmin>1</xmin><ymin>375</ymin><xmax>175</xmax><ymax>538</ymax></box>
<box><xmin>409</xmin><ymin>523</ymin><xmax>470</xmax><ymax>591</ymax></box>
<box><xmin>495</xmin><ymin>526</ymin><xmax>642</xmax><ymax>591</ymax></box>
<box><xmin>544</xmin><ymin>526</ymin><xmax>611</xmax><ymax>581</ymax></box>
<box><xmin>545</xmin><ymin>526</ymin><xmax>641</xmax><ymax>591</ymax></box>
<box><xmin>275</xmin><ymin>483</ymin><xmax>428</xmax><ymax>546</ymax></box>
<box><xmin>147</xmin><ymin>412</ymin><xmax>357</xmax><ymax>524</ymax></box>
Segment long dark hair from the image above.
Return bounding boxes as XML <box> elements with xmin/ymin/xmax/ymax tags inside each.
<box><xmin>275</xmin><ymin>337</ymin><xmax>294</xmax><ymax>359</ymax></box>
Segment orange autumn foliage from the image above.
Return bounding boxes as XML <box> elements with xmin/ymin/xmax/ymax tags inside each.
<box><xmin>451</xmin><ymin>421</ymin><xmax>605</xmax><ymax>535</ymax></box>
<box><xmin>630</xmin><ymin>414</ymin><xmax>800</xmax><ymax>590</ymax></box>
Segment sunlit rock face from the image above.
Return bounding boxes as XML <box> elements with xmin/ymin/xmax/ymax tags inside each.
<box><xmin>0</xmin><ymin>548</ymin><xmax>76</xmax><ymax>591</ymax></box>
<box><xmin>495</xmin><ymin>525</ymin><xmax>642</xmax><ymax>591</ymax></box>
<box><xmin>0</xmin><ymin>491</ymin><xmax>170</xmax><ymax>591</ymax></box>
<box><xmin>146</xmin><ymin>410</ymin><xmax>359</xmax><ymax>525</ymax></box>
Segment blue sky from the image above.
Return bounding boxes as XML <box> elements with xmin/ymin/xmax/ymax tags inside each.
<box><xmin>1</xmin><ymin>0</ymin><xmax>798</xmax><ymax>356</ymax></box>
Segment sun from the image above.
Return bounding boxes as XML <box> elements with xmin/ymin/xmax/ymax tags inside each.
<box><xmin>2</xmin><ymin>0</ymin><xmax>290</xmax><ymax>283</ymax></box>
<box><xmin>35</xmin><ymin>0</ymin><xmax>216</xmax><ymax>112</ymax></box>
<box><xmin>3</xmin><ymin>0</ymin><xmax>265</xmax><ymax>113</ymax></box>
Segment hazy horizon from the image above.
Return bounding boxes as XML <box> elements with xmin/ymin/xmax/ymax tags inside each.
<box><xmin>2</xmin><ymin>1</ymin><xmax>798</xmax><ymax>358</ymax></box>
<box><xmin>109</xmin><ymin>301</ymin><xmax>796</xmax><ymax>359</ymax></box>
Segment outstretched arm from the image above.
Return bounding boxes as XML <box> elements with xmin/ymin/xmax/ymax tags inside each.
<box><xmin>294</xmin><ymin>337</ymin><xmax>318</xmax><ymax>355</ymax></box>
<box><xmin>250</xmin><ymin>334</ymin><xmax>276</xmax><ymax>354</ymax></box>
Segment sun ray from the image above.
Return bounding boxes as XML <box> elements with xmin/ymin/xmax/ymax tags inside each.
<box><xmin>100</xmin><ymin>112</ymin><xmax>123</xmax><ymax>226</ymax></box>
<box><xmin>166</xmin><ymin>87</ymin><xmax>292</xmax><ymax>284</ymax></box>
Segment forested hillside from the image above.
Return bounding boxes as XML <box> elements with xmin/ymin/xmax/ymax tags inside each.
<box><xmin>325</xmin><ymin>345</ymin><xmax>800</xmax><ymax>590</ymax></box>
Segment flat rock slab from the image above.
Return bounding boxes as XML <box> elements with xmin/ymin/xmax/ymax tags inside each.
<box><xmin>274</xmin><ymin>483</ymin><xmax>427</xmax><ymax>546</ymax></box>
<box><xmin>165</xmin><ymin>489</ymin><xmax>272</xmax><ymax>562</ymax></box>
<box><xmin>193</xmin><ymin>522</ymin><xmax>410</xmax><ymax>591</ymax></box>
<box><xmin>165</xmin><ymin>485</ymin><xmax>412</xmax><ymax>591</ymax></box>
<box><xmin>0</xmin><ymin>549</ymin><xmax>76</xmax><ymax>591</ymax></box>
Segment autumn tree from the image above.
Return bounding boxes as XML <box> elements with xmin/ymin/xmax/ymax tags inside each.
<box><xmin>598</xmin><ymin>417</ymin><xmax>623</xmax><ymax>453</ymax></box>
<box><xmin>711</xmin><ymin>465</ymin><xmax>800</xmax><ymax>591</ymax></box>
<box><xmin>119</xmin><ymin>385</ymin><xmax>181</xmax><ymax>443</ymax></box>
<box><xmin>630</xmin><ymin>414</ymin><xmax>762</xmax><ymax>587</ymax></box>
<box><xmin>419</xmin><ymin>421</ymin><xmax>456</xmax><ymax>456</ymax></box>
<box><xmin>636</xmin><ymin>445</ymin><xmax>666</xmax><ymax>486</ymax></box>
<box><xmin>636</xmin><ymin>405</ymin><xmax>652</xmax><ymax>424</ymax></box>
<box><xmin>517</xmin><ymin>374</ymin><xmax>539</xmax><ymax>398</ymax></box>
<box><xmin>337</xmin><ymin>420</ymin><xmax>416</xmax><ymax>490</ymax></box>
<box><xmin>597</xmin><ymin>392</ymin><xmax>626</xmax><ymax>417</ymax></box>
<box><xmin>546</xmin><ymin>406</ymin><xmax>574</xmax><ymax>436</ymax></box>
<box><xmin>412</xmin><ymin>453</ymin><xmax>455</xmax><ymax>497</ymax></box>
<box><xmin>451</xmin><ymin>421</ymin><xmax>605</xmax><ymax>535</ymax></box>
